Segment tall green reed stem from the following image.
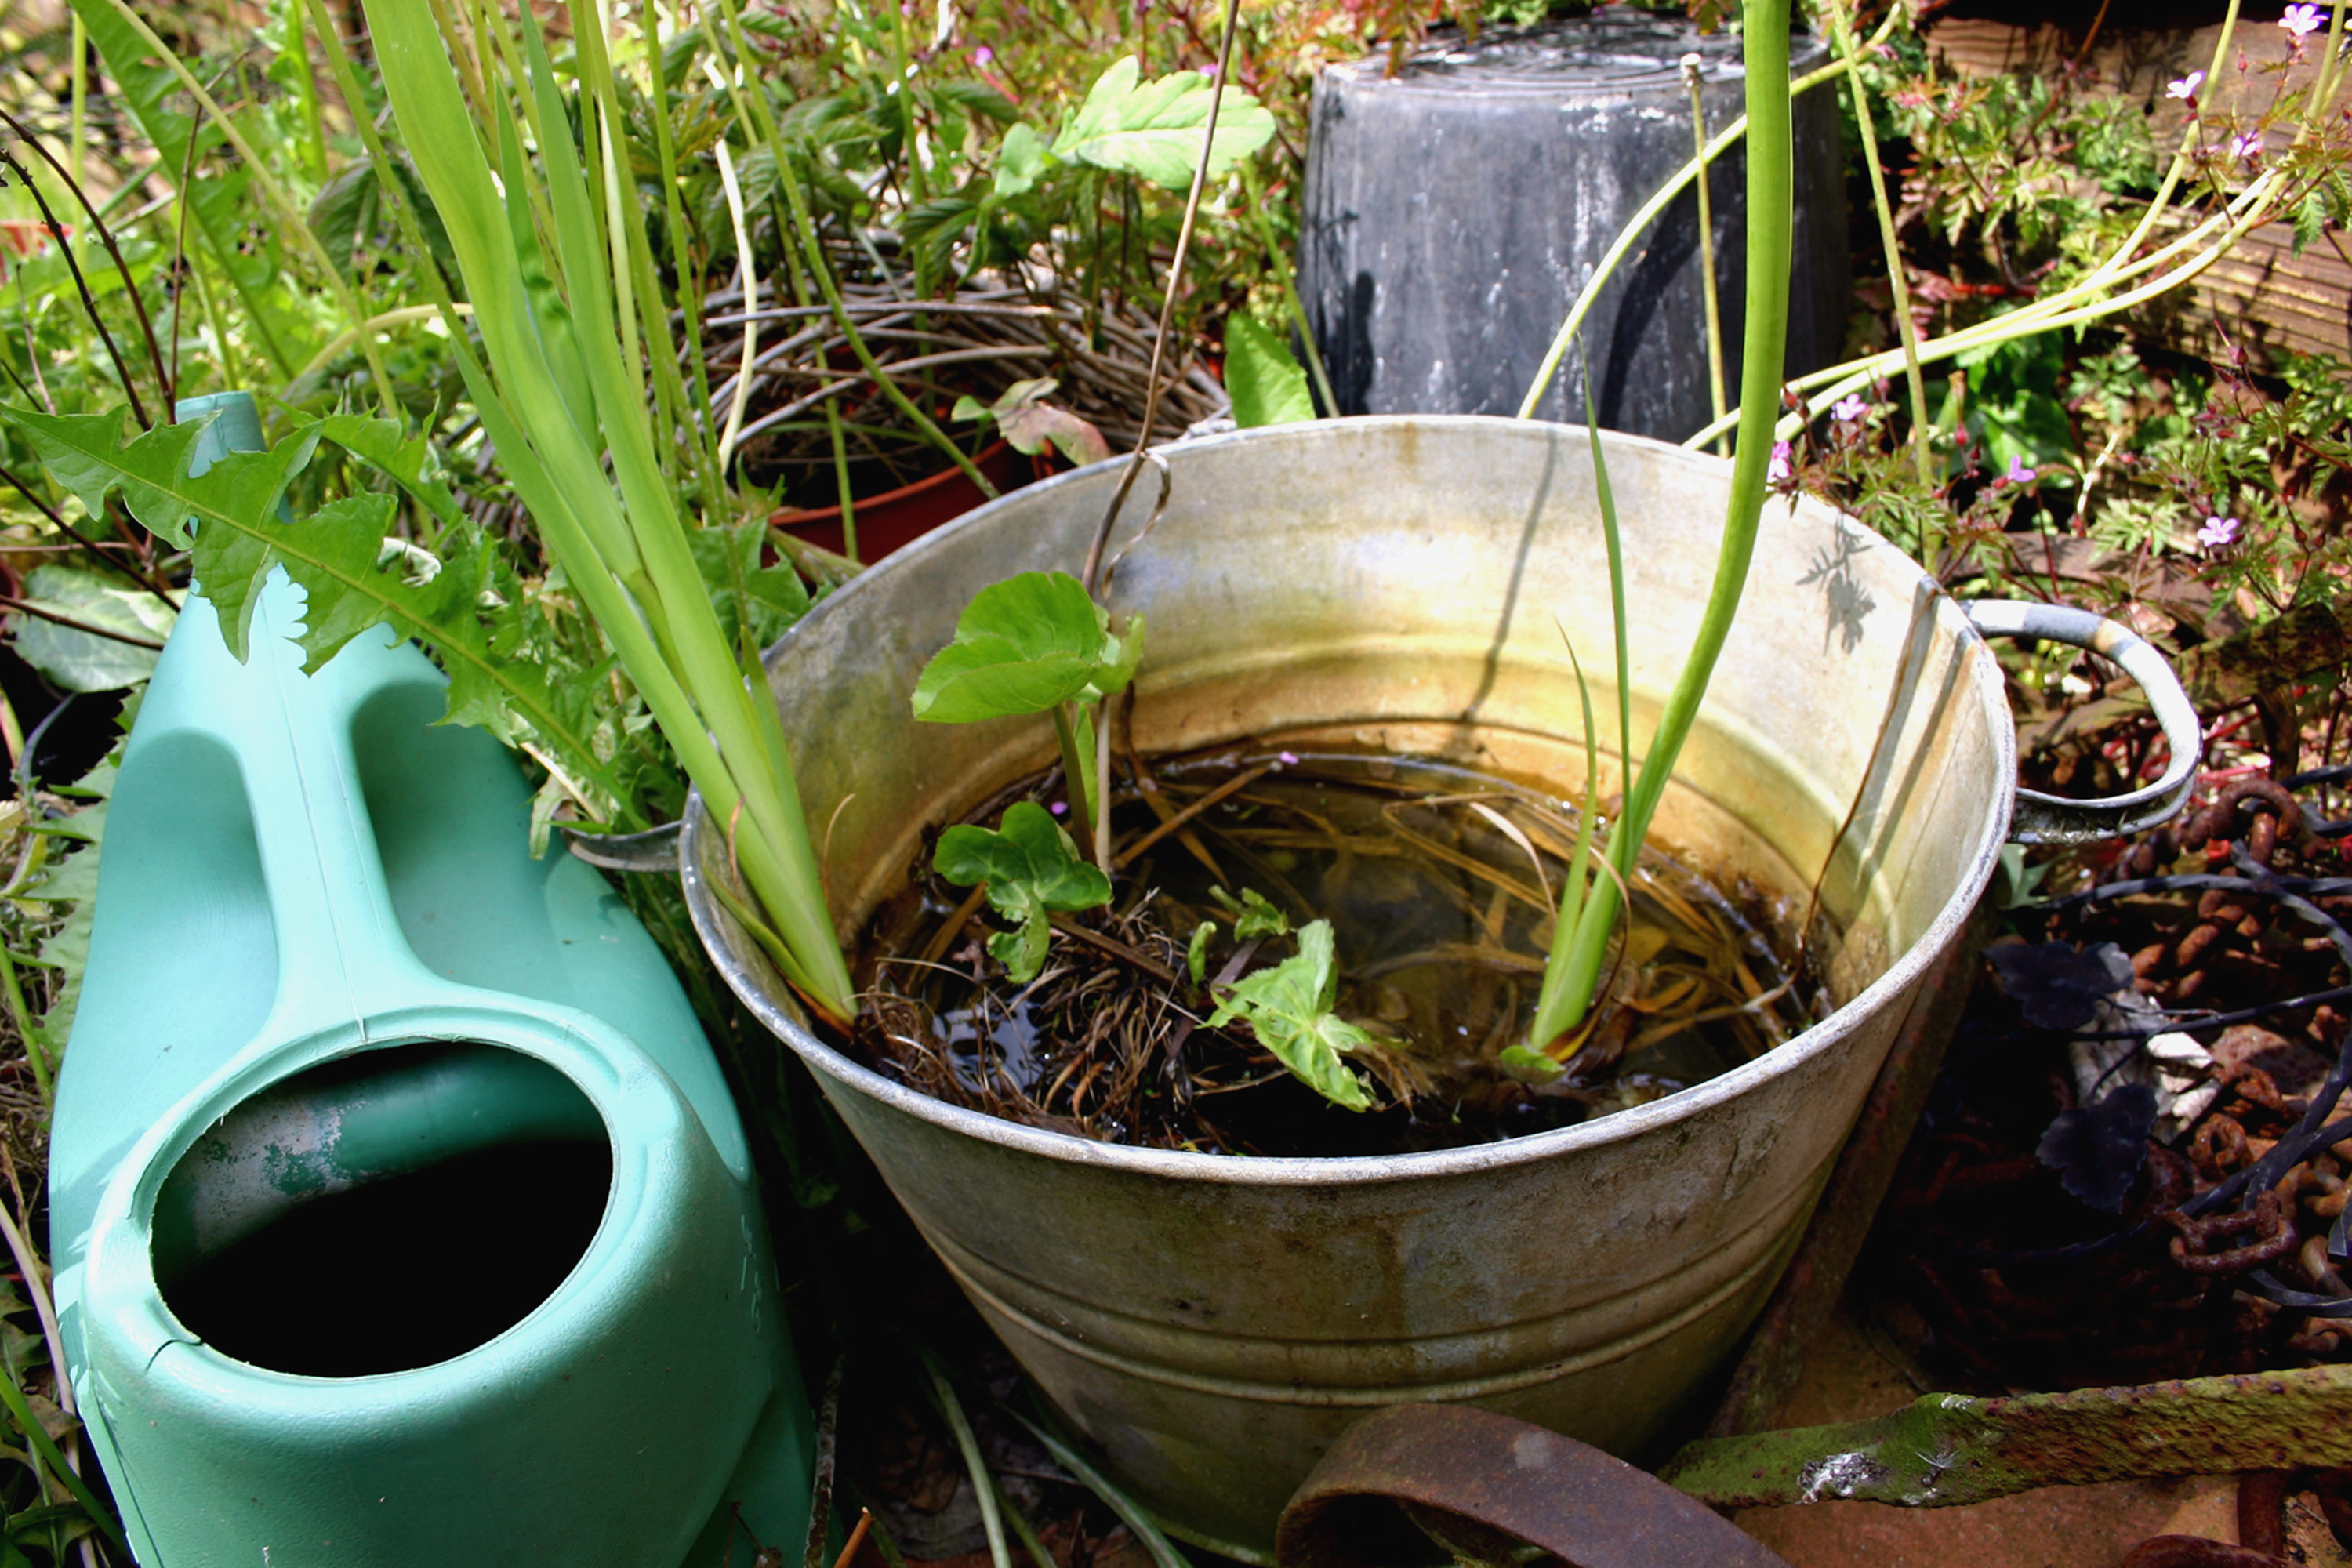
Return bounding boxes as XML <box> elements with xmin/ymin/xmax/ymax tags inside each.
<box><xmin>1680</xmin><ymin>55</ymin><xmax>1729</xmax><ymax>456</ymax></box>
<box><xmin>1528</xmin><ymin>0</ymin><xmax>1794</xmax><ymax>1049</ymax></box>
<box><xmin>1830</xmin><ymin>0</ymin><xmax>1932</xmax><ymax>483</ymax></box>
<box><xmin>363</xmin><ymin>0</ymin><xmax>855</xmax><ymax>1018</ymax></box>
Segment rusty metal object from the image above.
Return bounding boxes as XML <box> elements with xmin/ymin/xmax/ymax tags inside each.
<box><xmin>1661</xmin><ymin>1364</ymin><xmax>2352</xmax><ymax>1509</ymax></box>
<box><xmin>1704</xmin><ymin>906</ymin><xmax>1991</xmax><ymax>1439</ymax></box>
<box><xmin>2120</xmin><ymin>1537</ymin><xmax>2289</xmax><ymax>1568</ymax></box>
<box><xmin>1276</xmin><ymin>1404</ymin><xmax>1788</xmax><ymax>1568</ymax></box>
<box><xmin>2238</xmin><ymin>1468</ymin><xmax>2290</xmax><ymax>1558</ymax></box>
<box><xmin>2122</xmin><ymin>776</ymin><xmax>2310</xmax><ymax>880</ymax></box>
<box><xmin>2166</xmin><ymin>1192</ymin><xmax>2297</xmax><ymax>1275</ymax></box>
<box><xmin>1882</xmin><ymin>786</ymin><xmax>2352</xmax><ymax>1386</ymax></box>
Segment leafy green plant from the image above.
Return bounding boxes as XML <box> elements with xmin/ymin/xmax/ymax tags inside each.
<box><xmin>902</xmin><ymin>56</ymin><xmax>1273</xmax><ymax>302</ymax></box>
<box><xmin>1211</xmin><ymin>884</ymin><xmax>1289</xmax><ymax>940</ymax></box>
<box><xmin>953</xmin><ymin>379</ymin><xmax>1113</xmax><ymax>467</ymax></box>
<box><xmin>1203</xmin><ymin>920</ymin><xmax>1375</xmax><ymax>1111</ymax></box>
<box><xmin>0</xmin><ymin>405</ymin><xmax>630</xmax><ymax>808</ymax></box>
<box><xmin>1222</xmin><ymin>313</ymin><xmax>1315</xmax><ymax>427</ymax></box>
<box><xmin>353</xmin><ymin>0</ymin><xmax>858</xmax><ymax>1018</ymax></box>
<box><xmin>935</xmin><ymin>801</ymin><xmax>1112</xmax><ymax>982</ymax></box>
<box><xmin>911</xmin><ymin>569</ymin><xmax>1145</xmax><ymax>862</ymax></box>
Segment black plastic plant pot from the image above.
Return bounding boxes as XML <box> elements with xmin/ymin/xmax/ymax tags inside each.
<box><xmin>1301</xmin><ymin>11</ymin><xmax>1850</xmax><ymax>441</ymax></box>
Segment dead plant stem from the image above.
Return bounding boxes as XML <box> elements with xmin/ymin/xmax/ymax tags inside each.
<box><xmin>1080</xmin><ymin>0</ymin><xmax>1247</xmax><ymax>594</ymax></box>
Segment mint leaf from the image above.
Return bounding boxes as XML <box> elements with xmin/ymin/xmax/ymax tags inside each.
<box><xmin>1224</xmin><ymin>314</ymin><xmax>1315</xmax><ymax>427</ymax></box>
<box><xmin>1050</xmin><ymin>57</ymin><xmax>1276</xmax><ymax>189</ymax></box>
<box><xmin>1207</xmin><ymin>920</ymin><xmax>1374</xmax><ymax>1110</ymax></box>
<box><xmin>935</xmin><ymin>800</ymin><xmax>1113</xmax><ymax>982</ymax></box>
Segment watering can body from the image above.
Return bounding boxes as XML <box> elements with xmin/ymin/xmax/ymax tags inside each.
<box><xmin>48</xmin><ymin>394</ymin><xmax>812</xmax><ymax>1566</ymax></box>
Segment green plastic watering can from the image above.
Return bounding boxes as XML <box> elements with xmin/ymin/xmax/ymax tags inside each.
<box><xmin>48</xmin><ymin>393</ymin><xmax>812</xmax><ymax>1566</ymax></box>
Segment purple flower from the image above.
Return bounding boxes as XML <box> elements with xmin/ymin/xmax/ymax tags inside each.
<box><xmin>2231</xmin><ymin>130</ymin><xmax>2263</xmax><ymax>160</ymax></box>
<box><xmin>1197</xmin><ymin>61</ymin><xmax>1221</xmax><ymax>78</ymax></box>
<box><xmin>1767</xmin><ymin>441</ymin><xmax>1792</xmax><ymax>482</ymax></box>
<box><xmin>1049</xmin><ymin>799</ymin><xmax>1068</xmax><ymax>815</ymax></box>
<box><xmin>972</xmin><ymin>44</ymin><xmax>996</xmax><ymax>65</ymax></box>
<box><xmin>2166</xmin><ymin>70</ymin><xmax>2205</xmax><ymax>100</ymax></box>
<box><xmin>2198</xmin><ymin>515</ymin><xmax>2241</xmax><ymax>549</ymax></box>
<box><xmin>2004</xmin><ymin>455</ymin><xmax>2037</xmax><ymax>484</ymax></box>
<box><xmin>2282</xmin><ymin>3</ymin><xmax>2325</xmax><ymax>36</ymax></box>
<box><xmin>1831</xmin><ymin>394</ymin><xmax>1869</xmax><ymax>423</ymax></box>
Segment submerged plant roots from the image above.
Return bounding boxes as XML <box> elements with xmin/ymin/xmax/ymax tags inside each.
<box><xmin>851</xmin><ymin>749</ymin><xmax>1833</xmax><ymax>1156</ymax></box>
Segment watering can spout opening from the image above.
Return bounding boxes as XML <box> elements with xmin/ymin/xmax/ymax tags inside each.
<box><xmin>84</xmin><ymin>1010</ymin><xmax>756</xmax><ymax>1384</ymax></box>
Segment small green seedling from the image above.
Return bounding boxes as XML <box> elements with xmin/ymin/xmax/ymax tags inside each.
<box><xmin>911</xmin><ymin>569</ymin><xmax>1144</xmax><ymax>859</ymax></box>
<box><xmin>1187</xmin><ymin>922</ymin><xmax>1217</xmax><ymax>985</ymax></box>
<box><xmin>935</xmin><ymin>801</ymin><xmax>1113</xmax><ymax>983</ymax></box>
<box><xmin>952</xmin><ymin>379</ymin><xmax>1112</xmax><ymax>468</ymax></box>
<box><xmin>1210</xmin><ymin>885</ymin><xmax>1289</xmax><ymax>940</ymax></box>
<box><xmin>1207</xmin><ymin>920</ymin><xmax>1374</xmax><ymax>1112</ymax></box>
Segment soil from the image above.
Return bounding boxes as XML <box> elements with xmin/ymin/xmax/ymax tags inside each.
<box><xmin>844</xmin><ymin>745</ymin><xmax>1833</xmax><ymax>1158</ymax></box>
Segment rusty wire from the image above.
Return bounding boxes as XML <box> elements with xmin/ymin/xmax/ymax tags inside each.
<box><xmin>1886</xmin><ymin>767</ymin><xmax>2352</xmax><ymax>1385</ymax></box>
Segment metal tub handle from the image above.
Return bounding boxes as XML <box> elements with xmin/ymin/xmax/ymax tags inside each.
<box><xmin>1965</xmin><ymin>600</ymin><xmax>2202</xmax><ymax>845</ymax></box>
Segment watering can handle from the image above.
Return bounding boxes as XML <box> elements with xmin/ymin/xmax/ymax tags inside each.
<box><xmin>1964</xmin><ymin>601</ymin><xmax>2202</xmax><ymax>845</ymax></box>
<box><xmin>172</xmin><ymin>393</ymin><xmax>442</xmax><ymax>1030</ymax></box>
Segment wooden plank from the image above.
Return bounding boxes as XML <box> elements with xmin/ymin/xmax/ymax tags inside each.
<box><xmin>1926</xmin><ymin>16</ymin><xmax>2350</xmax><ymax>366</ymax></box>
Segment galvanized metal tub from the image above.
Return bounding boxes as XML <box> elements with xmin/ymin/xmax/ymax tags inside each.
<box><xmin>682</xmin><ymin>416</ymin><xmax>2194</xmax><ymax>1553</ymax></box>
